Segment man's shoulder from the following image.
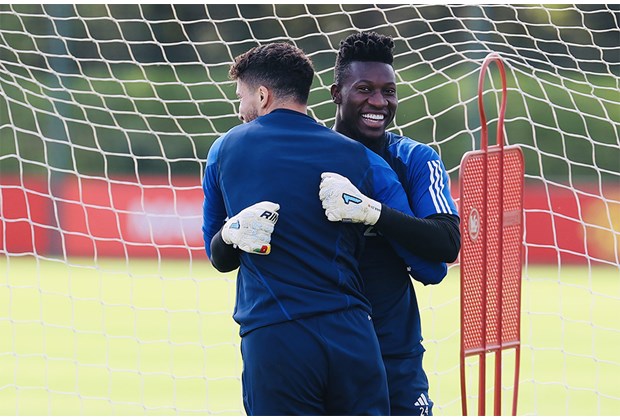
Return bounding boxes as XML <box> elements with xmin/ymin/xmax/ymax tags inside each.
<box><xmin>218</xmin><ymin>118</ymin><xmax>266</xmax><ymax>148</ymax></box>
<box><xmin>333</xmin><ymin>130</ymin><xmax>368</xmax><ymax>148</ymax></box>
<box><xmin>386</xmin><ymin>131</ymin><xmax>428</xmax><ymax>150</ymax></box>
<box><xmin>227</xmin><ymin>119</ymin><xmax>257</xmax><ymax>136</ymax></box>
<box><xmin>385</xmin><ymin>132</ymin><xmax>439</xmax><ymax>162</ymax></box>
<box><xmin>206</xmin><ymin>132</ymin><xmax>229</xmax><ymax>164</ymax></box>
<box><xmin>321</xmin><ymin>126</ymin><xmax>372</xmax><ymax>156</ymax></box>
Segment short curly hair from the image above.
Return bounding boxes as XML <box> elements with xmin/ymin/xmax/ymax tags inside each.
<box><xmin>229</xmin><ymin>42</ymin><xmax>315</xmax><ymax>104</ymax></box>
<box><xmin>334</xmin><ymin>31</ymin><xmax>394</xmax><ymax>86</ymax></box>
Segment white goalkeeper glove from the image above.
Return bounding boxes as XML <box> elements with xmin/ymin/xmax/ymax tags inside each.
<box><xmin>221</xmin><ymin>201</ymin><xmax>280</xmax><ymax>255</ymax></box>
<box><xmin>319</xmin><ymin>172</ymin><xmax>382</xmax><ymax>225</ymax></box>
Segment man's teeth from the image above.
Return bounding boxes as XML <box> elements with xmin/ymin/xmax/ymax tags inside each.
<box><xmin>362</xmin><ymin>114</ymin><xmax>384</xmax><ymax>121</ymax></box>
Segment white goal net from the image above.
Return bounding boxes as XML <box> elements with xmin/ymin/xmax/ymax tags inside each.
<box><xmin>1</xmin><ymin>4</ymin><xmax>618</xmax><ymax>415</ymax></box>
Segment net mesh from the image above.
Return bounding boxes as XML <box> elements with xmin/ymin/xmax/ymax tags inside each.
<box><xmin>1</xmin><ymin>4</ymin><xmax>618</xmax><ymax>415</ymax></box>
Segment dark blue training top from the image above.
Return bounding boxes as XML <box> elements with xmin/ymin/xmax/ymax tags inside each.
<box><xmin>362</xmin><ymin>132</ymin><xmax>459</xmax><ymax>357</ymax></box>
<box><xmin>202</xmin><ymin>109</ymin><xmax>444</xmax><ymax>336</ymax></box>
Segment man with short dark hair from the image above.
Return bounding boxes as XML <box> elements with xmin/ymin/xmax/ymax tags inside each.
<box><xmin>320</xmin><ymin>31</ymin><xmax>461</xmax><ymax>415</ymax></box>
<box><xmin>202</xmin><ymin>42</ymin><xmax>444</xmax><ymax>415</ymax></box>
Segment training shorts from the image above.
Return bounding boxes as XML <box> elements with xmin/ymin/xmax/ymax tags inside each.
<box><xmin>240</xmin><ymin>308</ymin><xmax>390</xmax><ymax>415</ymax></box>
<box><xmin>384</xmin><ymin>351</ymin><xmax>434</xmax><ymax>416</ymax></box>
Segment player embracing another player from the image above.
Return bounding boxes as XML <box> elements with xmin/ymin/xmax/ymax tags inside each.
<box><xmin>319</xmin><ymin>31</ymin><xmax>461</xmax><ymax>415</ymax></box>
<box><xmin>202</xmin><ymin>42</ymin><xmax>447</xmax><ymax>415</ymax></box>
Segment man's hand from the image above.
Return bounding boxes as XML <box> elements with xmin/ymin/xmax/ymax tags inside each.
<box><xmin>319</xmin><ymin>172</ymin><xmax>381</xmax><ymax>225</ymax></box>
<box><xmin>221</xmin><ymin>201</ymin><xmax>280</xmax><ymax>255</ymax></box>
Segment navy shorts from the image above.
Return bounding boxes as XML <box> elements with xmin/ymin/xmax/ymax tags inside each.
<box><xmin>384</xmin><ymin>352</ymin><xmax>434</xmax><ymax>415</ymax></box>
<box><xmin>240</xmin><ymin>308</ymin><xmax>390</xmax><ymax>415</ymax></box>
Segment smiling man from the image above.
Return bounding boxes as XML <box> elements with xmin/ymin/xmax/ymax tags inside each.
<box><xmin>320</xmin><ymin>32</ymin><xmax>461</xmax><ymax>415</ymax></box>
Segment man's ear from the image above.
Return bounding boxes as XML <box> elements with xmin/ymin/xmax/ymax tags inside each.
<box><xmin>330</xmin><ymin>84</ymin><xmax>341</xmax><ymax>104</ymax></box>
<box><xmin>258</xmin><ymin>85</ymin><xmax>270</xmax><ymax>109</ymax></box>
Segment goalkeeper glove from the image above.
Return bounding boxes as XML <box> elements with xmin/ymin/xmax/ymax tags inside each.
<box><xmin>221</xmin><ymin>201</ymin><xmax>280</xmax><ymax>255</ymax></box>
<box><xmin>319</xmin><ymin>172</ymin><xmax>382</xmax><ymax>225</ymax></box>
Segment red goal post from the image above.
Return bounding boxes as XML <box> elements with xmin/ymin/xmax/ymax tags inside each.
<box><xmin>459</xmin><ymin>53</ymin><xmax>525</xmax><ymax>416</ymax></box>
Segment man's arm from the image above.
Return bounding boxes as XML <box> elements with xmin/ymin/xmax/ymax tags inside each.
<box><xmin>202</xmin><ymin>137</ymin><xmax>280</xmax><ymax>272</ymax></box>
<box><xmin>319</xmin><ymin>144</ymin><xmax>461</xmax><ymax>264</ymax></box>
<box><xmin>210</xmin><ymin>230</ymin><xmax>241</xmax><ymax>272</ymax></box>
<box><xmin>319</xmin><ymin>173</ymin><xmax>460</xmax><ymax>262</ymax></box>
<box><xmin>375</xmin><ymin>207</ymin><xmax>460</xmax><ymax>263</ymax></box>
<box><xmin>202</xmin><ymin>137</ymin><xmax>228</xmax><ymax>261</ymax></box>
<box><xmin>208</xmin><ymin>201</ymin><xmax>281</xmax><ymax>272</ymax></box>
<box><xmin>319</xmin><ymin>171</ymin><xmax>449</xmax><ymax>285</ymax></box>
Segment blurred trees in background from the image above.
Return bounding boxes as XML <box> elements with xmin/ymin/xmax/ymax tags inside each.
<box><xmin>1</xmin><ymin>4</ymin><xmax>618</xmax><ymax>181</ymax></box>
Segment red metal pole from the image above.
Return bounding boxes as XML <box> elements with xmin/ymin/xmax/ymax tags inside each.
<box><xmin>477</xmin><ymin>52</ymin><xmax>508</xmax><ymax>416</ymax></box>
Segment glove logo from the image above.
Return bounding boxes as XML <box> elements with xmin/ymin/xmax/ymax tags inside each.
<box><xmin>229</xmin><ymin>220</ymin><xmax>240</xmax><ymax>230</ymax></box>
<box><xmin>342</xmin><ymin>193</ymin><xmax>362</xmax><ymax>205</ymax></box>
<box><xmin>260</xmin><ymin>210</ymin><xmax>279</xmax><ymax>223</ymax></box>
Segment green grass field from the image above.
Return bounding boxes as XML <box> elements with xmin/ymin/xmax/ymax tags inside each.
<box><xmin>1</xmin><ymin>256</ymin><xmax>618</xmax><ymax>415</ymax></box>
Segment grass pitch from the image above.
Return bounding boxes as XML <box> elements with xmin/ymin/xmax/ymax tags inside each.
<box><xmin>0</xmin><ymin>256</ymin><xmax>618</xmax><ymax>415</ymax></box>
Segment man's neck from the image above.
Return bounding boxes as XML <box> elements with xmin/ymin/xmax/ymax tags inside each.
<box><xmin>334</xmin><ymin>120</ymin><xmax>387</xmax><ymax>154</ymax></box>
<box><xmin>264</xmin><ymin>99</ymin><xmax>307</xmax><ymax>116</ymax></box>
<box><xmin>364</xmin><ymin>133</ymin><xmax>388</xmax><ymax>155</ymax></box>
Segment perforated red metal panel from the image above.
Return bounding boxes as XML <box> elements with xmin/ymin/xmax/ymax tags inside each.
<box><xmin>459</xmin><ymin>145</ymin><xmax>524</xmax><ymax>355</ymax></box>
